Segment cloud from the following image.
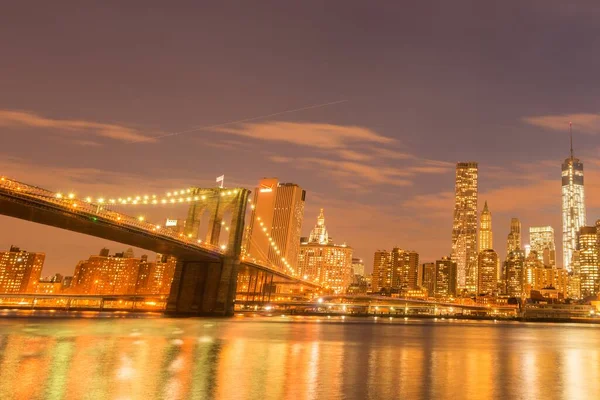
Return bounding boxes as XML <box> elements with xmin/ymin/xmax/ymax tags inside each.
<box><xmin>73</xmin><ymin>140</ymin><xmax>103</xmax><ymax>147</ymax></box>
<box><xmin>214</xmin><ymin>121</ymin><xmax>394</xmax><ymax>149</ymax></box>
<box><xmin>523</xmin><ymin>113</ymin><xmax>600</xmax><ymax>134</ymax></box>
<box><xmin>369</xmin><ymin>147</ymin><xmax>416</xmax><ymax>160</ymax></box>
<box><xmin>212</xmin><ymin>120</ymin><xmax>453</xmax><ymax>189</ymax></box>
<box><xmin>0</xmin><ymin>110</ymin><xmax>156</xmax><ymax>143</ymax></box>
<box><xmin>338</xmin><ymin>149</ymin><xmax>372</xmax><ymax>161</ymax></box>
<box><xmin>298</xmin><ymin>158</ymin><xmax>412</xmax><ymax>186</ymax></box>
<box><xmin>270</xmin><ymin>155</ymin><xmax>293</xmax><ymax>163</ymax></box>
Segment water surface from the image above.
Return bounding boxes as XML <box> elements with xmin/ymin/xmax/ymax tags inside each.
<box><xmin>0</xmin><ymin>315</ymin><xmax>598</xmax><ymax>399</ymax></box>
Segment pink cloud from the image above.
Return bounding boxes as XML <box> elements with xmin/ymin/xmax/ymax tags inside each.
<box><xmin>214</xmin><ymin>121</ymin><xmax>394</xmax><ymax>149</ymax></box>
<box><xmin>0</xmin><ymin>110</ymin><xmax>156</xmax><ymax>143</ymax></box>
<box><xmin>523</xmin><ymin>113</ymin><xmax>600</xmax><ymax>135</ymax></box>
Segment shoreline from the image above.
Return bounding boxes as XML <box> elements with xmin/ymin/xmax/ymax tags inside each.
<box><xmin>1</xmin><ymin>309</ymin><xmax>599</xmax><ymax>325</ymax></box>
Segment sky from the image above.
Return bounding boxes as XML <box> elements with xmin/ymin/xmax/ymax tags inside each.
<box><xmin>1</xmin><ymin>1</ymin><xmax>600</xmax><ymax>275</ymax></box>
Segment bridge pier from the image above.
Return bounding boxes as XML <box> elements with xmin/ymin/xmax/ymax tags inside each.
<box><xmin>165</xmin><ymin>257</ymin><xmax>240</xmax><ymax>317</ymax></box>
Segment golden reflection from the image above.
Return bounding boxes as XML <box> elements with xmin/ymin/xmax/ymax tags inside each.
<box><xmin>0</xmin><ymin>319</ymin><xmax>599</xmax><ymax>399</ymax></box>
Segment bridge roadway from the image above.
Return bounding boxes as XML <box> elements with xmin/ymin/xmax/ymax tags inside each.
<box><xmin>0</xmin><ymin>177</ymin><xmax>319</xmax><ymax>316</ymax></box>
<box><xmin>237</xmin><ymin>294</ymin><xmax>519</xmax><ymax>316</ymax></box>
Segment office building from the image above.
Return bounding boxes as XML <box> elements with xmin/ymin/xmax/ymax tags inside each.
<box><xmin>504</xmin><ymin>250</ymin><xmax>525</xmax><ymax>298</ymax></box>
<box><xmin>297</xmin><ymin>209</ymin><xmax>353</xmax><ymax>293</ymax></box>
<box><xmin>529</xmin><ymin>226</ymin><xmax>556</xmax><ymax>267</ymax></box>
<box><xmin>451</xmin><ymin>162</ymin><xmax>478</xmax><ymax>292</ymax></box>
<box><xmin>478</xmin><ymin>201</ymin><xmax>493</xmax><ymax>251</ymax></box>
<box><xmin>392</xmin><ymin>248</ymin><xmax>419</xmax><ymax>290</ymax></box>
<box><xmin>244</xmin><ymin>178</ymin><xmax>306</xmax><ymax>274</ymax></box>
<box><xmin>352</xmin><ymin>258</ymin><xmax>365</xmax><ymax>277</ymax></box>
<box><xmin>506</xmin><ymin>218</ymin><xmax>522</xmax><ymax>254</ymax></box>
<box><xmin>477</xmin><ymin>249</ymin><xmax>498</xmax><ymax>295</ymax></box>
<box><xmin>522</xmin><ymin>251</ymin><xmax>569</xmax><ymax>298</ymax></box>
<box><xmin>434</xmin><ymin>257</ymin><xmax>457</xmax><ymax>297</ymax></box>
<box><xmin>372</xmin><ymin>250</ymin><xmax>392</xmax><ymax>293</ymax></box>
<box><xmin>562</xmin><ymin>125</ymin><xmax>586</xmax><ymax>270</ymax></box>
<box><xmin>578</xmin><ymin>226</ymin><xmax>599</xmax><ymax>297</ymax></box>
<box><xmin>371</xmin><ymin>248</ymin><xmax>419</xmax><ymax>294</ymax></box>
<box><xmin>420</xmin><ymin>262</ymin><xmax>436</xmax><ymax>296</ymax></box>
<box><xmin>0</xmin><ymin>246</ymin><xmax>45</xmax><ymax>294</ymax></box>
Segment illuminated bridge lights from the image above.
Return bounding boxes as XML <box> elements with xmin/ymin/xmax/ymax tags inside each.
<box><xmin>0</xmin><ymin>176</ymin><xmax>312</xmax><ymax>285</ymax></box>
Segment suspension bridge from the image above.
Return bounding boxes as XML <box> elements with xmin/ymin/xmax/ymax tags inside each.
<box><xmin>0</xmin><ymin>176</ymin><xmax>320</xmax><ymax>316</ymax></box>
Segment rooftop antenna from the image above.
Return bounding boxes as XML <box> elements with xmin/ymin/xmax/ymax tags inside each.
<box><xmin>570</xmin><ymin>121</ymin><xmax>574</xmax><ymax>159</ymax></box>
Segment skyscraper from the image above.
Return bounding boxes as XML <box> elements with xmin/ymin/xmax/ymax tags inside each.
<box><xmin>392</xmin><ymin>248</ymin><xmax>420</xmax><ymax>290</ymax></box>
<box><xmin>0</xmin><ymin>246</ymin><xmax>45</xmax><ymax>293</ymax></box>
<box><xmin>244</xmin><ymin>178</ymin><xmax>306</xmax><ymax>274</ymax></box>
<box><xmin>451</xmin><ymin>162</ymin><xmax>478</xmax><ymax>292</ymax></box>
<box><xmin>477</xmin><ymin>249</ymin><xmax>498</xmax><ymax>295</ymax></box>
<box><xmin>529</xmin><ymin>226</ymin><xmax>556</xmax><ymax>267</ymax></box>
<box><xmin>478</xmin><ymin>201</ymin><xmax>493</xmax><ymax>251</ymax></box>
<box><xmin>372</xmin><ymin>250</ymin><xmax>392</xmax><ymax>293</ymax></box>
<box><xmin>506</xmin><ymin>218</ymin><xmax>522</xmax><ymax>255</ymax></box>
<box><xmin>504</xmin><ymin>250</ymin><xmax>525</xmax><ymax>298</ymax></box>
<box><xmin>562</xmin><ymin>124</ymin><xmax>586</xmax><ymax>270</ymax></box>
<box><xmin>296</xmin><ymin>209</ymin><xmax>353</xmax><ymax>293</ymax></box>
<box><xmin>578</xmin><ymin>226</ymin><xmax>598</xmax><ymax>298</ymax></box>
<box><xmin>371</xmin><ymin>248</ymin><xmax>419</xmax><ymax>294</ymax></box>
<box><xmin>434</xmin><ymin>257</ymin><xmax>457</xmax><ymax>297</ymax></box>
<box><xmin>420</xmin><ymin>262</ymin><xmax>436</xmax><ymax>296</ymax></box>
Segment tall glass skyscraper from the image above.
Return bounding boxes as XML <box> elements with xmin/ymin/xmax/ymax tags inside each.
<box><xmin>562</xmin><ymin>124</ymin><xmax>586</xmax><ymax>271</ymax></box>
<box><xmin>451</xmin><ymin>162</ymin><xmax>478</xmax><ymax>292</ymax></box>
<box><xmin>529</xmin><ymin>226</ymin><xmax>556</xmax><ymax>267</ymax></box>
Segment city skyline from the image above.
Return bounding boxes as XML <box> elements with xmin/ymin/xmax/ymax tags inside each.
<box><xmin>3</xmin><ymin>2</ymin><xmax>600</xmax><ymax>274</ymax></box>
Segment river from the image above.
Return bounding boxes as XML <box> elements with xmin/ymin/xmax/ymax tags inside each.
<box><xmin>0</xmin><ymin>314</ymin><xmax>599</xmax><ymax>399</ymax></box>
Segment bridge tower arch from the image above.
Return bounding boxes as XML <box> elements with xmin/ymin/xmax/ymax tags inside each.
<box><xmin>166</xmin><ymin>187</ymin><xmax>250</xmax><ymax>316</ymax></box>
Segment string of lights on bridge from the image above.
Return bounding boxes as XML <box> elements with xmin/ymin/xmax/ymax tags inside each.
<box><xmin>0</xmin><ymin>176</ymin><xmax>314</xmax><ymax>285</ymax></box>
<box><xmin>52</xmin><ymin>187</ymin><xmax>254</xmax><ymax>208</ymax></box>
<box><xmin>60</xmin><ymin>185</ymin><xmax>296</xmax><ymax>276</ymax></box>
<box><xmin>3</xmin><ymin>175</ymin><xmax>299</xmax><ymax>279</ymax></box>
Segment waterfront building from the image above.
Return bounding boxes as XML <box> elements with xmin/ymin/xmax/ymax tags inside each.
<box><xmin>562</xmin><ymin>126</ymin><xmax>586</xmax><ymax>270</ymax></box>
<box><xmin>578</xmin><ymin>226</ymin><xmax>599</xmax><ymax>297</ymax></box>
<box><xmin>135</xmin><ymin>255</ymin><xmax>177</xmax><ymax>295</ymax></box>
<box><xmin>451</xmin><ymin>162</ymin><xmax>478</xmax><ymax>293</ymax></box>
<box><xmin>0</xmin><ymin>246</ymin><xmax>45</xmax><ymax>294</ymax></box>
<box><xmin>420</xmin><ymin>262</ymin><xmax>436</xmax><ymax>296</ymax></box>
<box><xmin>244</xmin><ymin>178</ymin><xmax>305</xmax><ymax>274</ymax></box>
<box><xmin>529</xmin><ymin>226</ymin><xmax>556</xmax><ymax>267</ymax></box>
<box><xmin>523</xmin><ymin>250</ymin><xmax>568</xmax><ymax>298</ymax></box>
<box><xmin>372</xmin><ymin>250</ymin><xmax>392</xmax><ymax>293</ymax></box>
<box><xmin>568</xmin><ymin>263</ymin><xmax>582</xmax><ymax>300</ymax></box>
<box><xmin>504</xmin><ymin>250</ymin><xmax>525</xmax><ymax>298</ymax></box>
<box><xmin>392</xmin><ymin>248</ymin><xmax>419</xmax><ymax>291</ymax></box>
<box><xmin>71</xmin><ymin>249</ymin><xmax>176</xmax><ymax>295</ymax></box>
<box><xmin>371</xmin><ymin>248</ymin><xmax>419</xmax><ymax>294</ymax></box>
<box><xmin>477</xmin><ymin>249</ymin><xmax>498</xmax><ymax>295</ymax></box>
<box><xmin>506</xmin><ymin>218</ymin><xmax>522</xmax><ymax>254</ymax></box>
<box><xmin>36</xmin><ymin>273</ymin><xmax>65</xmax><ymax>294</ymax></box>
<box><xmin>297</xmin><ymin>209</ymin><xmax>353</xmax><ymax>293</ymax></box>
<box><xmin>434</xmin><ymin>257</ymin><xmax>457</xmax><ymax>298</ymax></box>
<box><xmin>352</xmin><ymin>257</ymin><xmax>365</xmax><ymax>277</ymax></box>
<box><xmin>478</xmin><ymin>201</ymin><xmax>493</xmax><ymax>251</ymax></box>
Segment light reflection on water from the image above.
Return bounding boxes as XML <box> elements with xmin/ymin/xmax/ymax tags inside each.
<box><xmin>0</xmin><ymin>317</ymin><xmax>599</xmax><ymax>399</ymax></box>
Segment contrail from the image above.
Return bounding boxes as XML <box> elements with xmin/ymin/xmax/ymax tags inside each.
<box><xmin>133</xmin><ymin>99</ymin><xmax>348</xmax><ymax>143</ymax></box>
